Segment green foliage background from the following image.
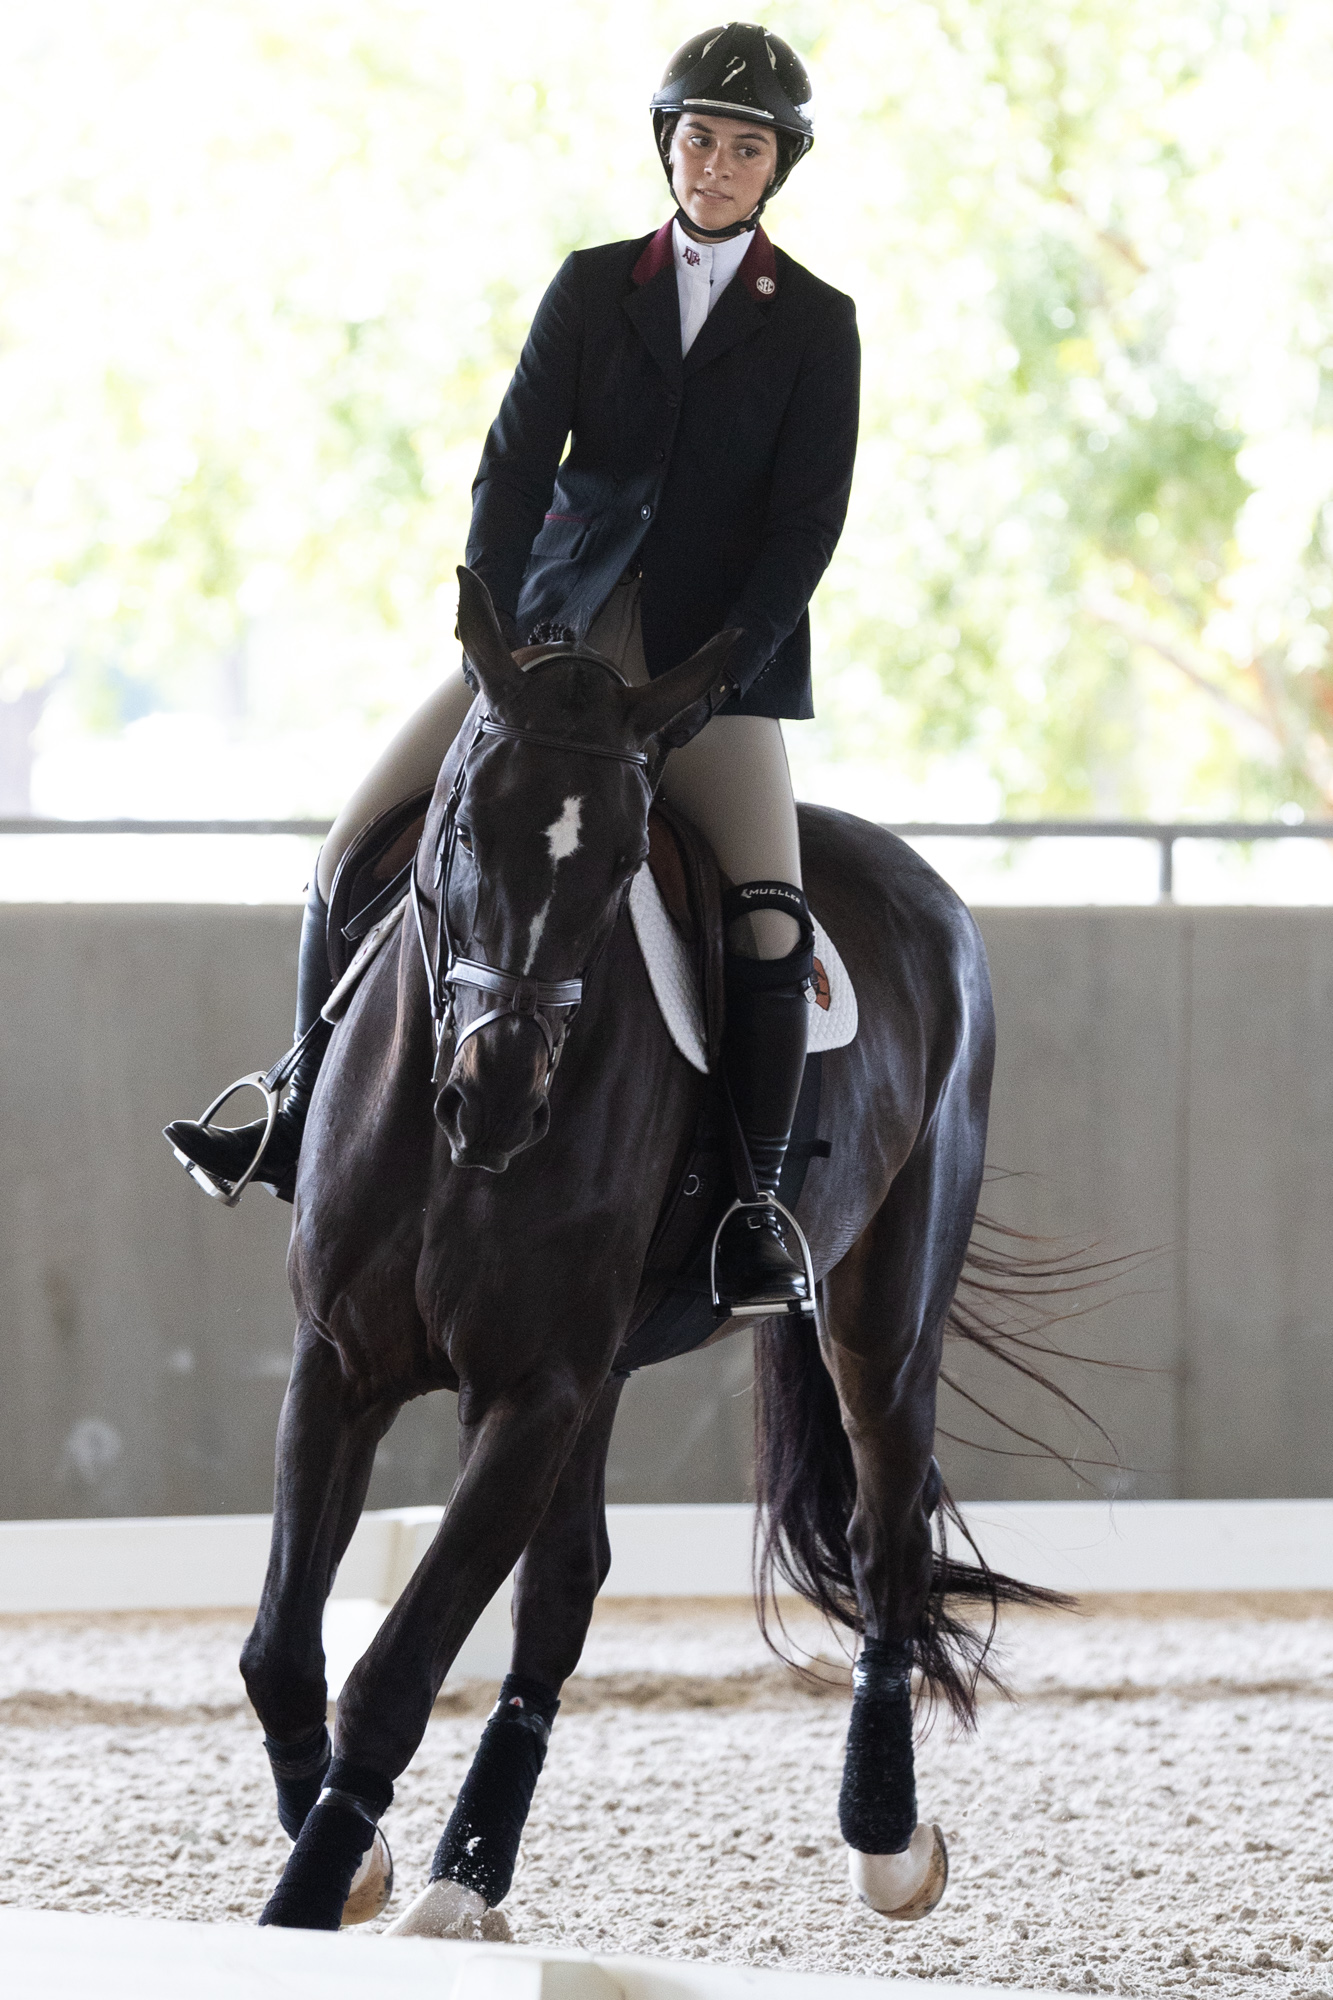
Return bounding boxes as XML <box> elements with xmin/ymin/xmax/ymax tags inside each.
<box><xmin>3</xmin><ymin>0</ymin><xmax>1332</xmax><ymax>817</ymax></box>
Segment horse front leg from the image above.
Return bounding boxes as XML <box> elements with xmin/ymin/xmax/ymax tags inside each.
<box><xmin>239</xmin><ymin>1326</ymin><xmax>400</xmax><ymax>1912</ymax></box>
<box><xmin>387</xmin><ymin>1371</ymin><xmax>626</xmax><ymax>1939</ymax></box>
<box><xmin>819</xmin><ymin>1099</ymin><xmax>984</xmax><ymax>1924</ymax></box>
<box><xmin>260</xmin><ymin>1346</ymin><xmax>612</xmax><ymax>1931</ymax></box>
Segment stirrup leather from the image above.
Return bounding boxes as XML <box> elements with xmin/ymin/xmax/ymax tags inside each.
<box><xmin>710</xmin><ymin>1194</ymin><xmax>817</xmax><ymax>1321</ymax></box>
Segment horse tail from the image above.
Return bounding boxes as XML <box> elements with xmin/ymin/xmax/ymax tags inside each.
<box><xmin>753</xmin><ymin>1204</ymin><xmax>1134</xmax><ymax>1726</ymax></box>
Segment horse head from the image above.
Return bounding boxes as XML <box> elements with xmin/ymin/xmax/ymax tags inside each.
<box><xmin>420</xmin><ymin>567</ymin><xmax>738</xmax><ymax>1172</ymax></box>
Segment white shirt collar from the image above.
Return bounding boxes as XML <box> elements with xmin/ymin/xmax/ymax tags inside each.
<box><xmin>671</xmin><ymin>218</ymin><xmax>753</xmax><ymax>357</ymax></box>
<box><xmin>672</xmin><ymin>216</ymin><xmax>752</xmax><ymax>290</ymax></box>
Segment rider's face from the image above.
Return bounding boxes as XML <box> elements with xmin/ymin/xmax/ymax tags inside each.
<box><xmin>669</xmin><ymin>114</ymin><xmax>777</xmax><ymax>237</ymax></box>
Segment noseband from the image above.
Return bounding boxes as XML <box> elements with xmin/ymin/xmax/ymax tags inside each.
<box><xmin>411</xmin><ymin>704</ymin><xmax>651</xmax><ymax>1090</ymax></box>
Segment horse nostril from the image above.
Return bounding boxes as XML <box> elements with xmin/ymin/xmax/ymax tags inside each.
<box><xmin>434</xmin><ymin>1082</ymin><xmax>464</xmax><ymax>1132</ymax></box>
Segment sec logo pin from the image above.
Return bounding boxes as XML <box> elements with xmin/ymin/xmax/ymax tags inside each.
<box><xmin>756</xmin><ymin>275</ymin><xmax>775</xmax><ymax>296</ymax></box>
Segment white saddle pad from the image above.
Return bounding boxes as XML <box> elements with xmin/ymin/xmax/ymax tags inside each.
<box><xmin>628</xmin><ymin>863</ymin><xmax>858</xmax><ymax>1075</ymax></box>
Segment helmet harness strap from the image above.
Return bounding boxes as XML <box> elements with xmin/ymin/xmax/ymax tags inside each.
<box><xmin>669</xmin><ymin>200</ymin><xmax>764</xmax><ymax>244</ymax></box>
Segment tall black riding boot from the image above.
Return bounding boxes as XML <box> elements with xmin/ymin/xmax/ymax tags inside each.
<box><xmin>164</xmin><ymin>876</ymin><xmax>334</xmax><ymax>1205</ymax></box>
<box><xmin>713</xmin><ymin>881</ymin><xmax>815</xmax><ymax>1315</ymax></box>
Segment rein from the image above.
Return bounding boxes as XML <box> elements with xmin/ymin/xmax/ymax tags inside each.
<box><xmin>411</xmin><ymin>709</ymin><xmax>652</xmax><ymax>1088</ymax></box>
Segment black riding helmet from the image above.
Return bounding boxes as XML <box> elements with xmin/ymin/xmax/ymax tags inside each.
<box><xmin>651</xmin><ymin>22</ymin><xmax>814</xmax><ymax>241</ymax></box>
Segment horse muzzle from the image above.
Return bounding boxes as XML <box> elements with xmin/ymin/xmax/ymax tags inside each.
<box><xmin>434</xmin><ymin>1030</ymin><xmax>553</xmax><ymax>1170</ymax></box>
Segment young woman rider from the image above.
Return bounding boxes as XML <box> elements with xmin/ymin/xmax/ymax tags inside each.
<box><xmin>166</xmin><ymin>22</ymin><xmax>861</xmax><ymax>1315</ymax></box>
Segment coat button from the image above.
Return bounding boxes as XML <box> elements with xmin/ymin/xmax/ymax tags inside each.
<box><xmin>640</xmin><ymin>504</ymin><xmax>652</xmax><ymax>520</ymax></box>
<box><xmin>655</xmin><ymin>449</ymin><xmax>666</xmax><ymax>462</ymax></box>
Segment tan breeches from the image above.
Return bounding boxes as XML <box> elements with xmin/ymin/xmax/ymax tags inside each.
<box><xmin>318</xmin><ymin>581</ymin><xmax>801</xmax><ymax>958</ymax></box>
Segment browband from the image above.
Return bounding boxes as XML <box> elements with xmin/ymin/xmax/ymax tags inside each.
<box><xmin>479</xmin><ymin>716</ymin><xmax>649</xmax><ymax>769</ymax></box>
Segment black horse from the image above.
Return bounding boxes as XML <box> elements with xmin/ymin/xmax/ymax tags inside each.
<box><xmin>239</xmin><ymin>569</ymin><xmax>1052</xmax><ymax>1937</ymax></box>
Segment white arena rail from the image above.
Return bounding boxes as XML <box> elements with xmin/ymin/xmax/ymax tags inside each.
<box><xmin>0</xmin><ymin>1499</ymin><xmax>1328</xmax><ymax>1690</ymax></box>
<box><xmin>0</xmin><ymin>1906</ymin><xmax>1062</xmax><ymax>2000</ymax></box>
<box><xmin>2</xmin><ymin>1500</ymin><xmax>1330</xmax><ymax>1614</ymax></box>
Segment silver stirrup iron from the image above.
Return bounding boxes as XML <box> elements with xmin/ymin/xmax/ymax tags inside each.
<box><xmin>710</xmin><ymin>1194</ymin><xmax>817</xmax><ymax>1321</ymax></box>
<box><xmin>169</xmin><ymin>1072</ymin><xmax>280</xmax><ymax>1208</ymax></box>
<box><xmin>167</xmin><ymin>1015</ymin><xmax>323</xmax><ymax>1206</ymax></box>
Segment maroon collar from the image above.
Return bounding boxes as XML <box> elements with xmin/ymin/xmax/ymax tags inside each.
<box><xmin>736</xmin><ymin>226</ymin><xmax>777</xmax><ymax>302</ymax></box>
<box><xmin>631</xmin><ymin>220</ymin><xmax>674</xmax><ymax>285</ymax></box>
<box><xmin>631</xmin><ymin>221</ymin><xmax>778</xmax><ymax>303</ymax></box>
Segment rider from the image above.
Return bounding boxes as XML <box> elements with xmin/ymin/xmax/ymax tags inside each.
<box><xmin>166</xmin><ymin>22</ymin><xmax>861</xmax><ymax>1314</ymax></box>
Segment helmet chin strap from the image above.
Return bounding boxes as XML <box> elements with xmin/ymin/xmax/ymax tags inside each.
<box><xmin>672</xmin><ymin>192</ymin><xmax>768</xmax><ymax>243</ymax></box>
<box><xmin>676</xmin><ymin>203</ymin><xmax>756</xmax><ymax>242</ymax></box>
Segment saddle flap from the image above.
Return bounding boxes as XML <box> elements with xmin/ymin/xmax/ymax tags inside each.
<box><xmin>325</xmin><ymin>789</ymin><xmax>434</xmax><ymax>985</ymax></box>
<box><xmin>645</xmin><ymin>801</ymin><xmax>726</xmax><ymax>1068</ymax></box>
<box><xmin>646</xmin><ymin>812</ymin><xmax>692</xmax><ymax>936</ymax></box>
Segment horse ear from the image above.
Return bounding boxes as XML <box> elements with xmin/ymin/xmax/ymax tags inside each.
<box><xmin>456</xmin><ymin>567</ymin><xmax>523</xmax><ymax>704</ymax></box>
<box><xmin>623</xmin><ymin>631</ymin><xmax>742</xmax><ymax>750</ymax></box>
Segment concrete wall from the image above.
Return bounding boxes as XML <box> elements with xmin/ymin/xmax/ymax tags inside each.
<box><xmin>0</xmin><ymin>905</ymin><xmax>1329</xmax><ymax>1518</ymax></box>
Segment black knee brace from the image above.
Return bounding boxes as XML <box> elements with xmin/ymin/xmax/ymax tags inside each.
<box><xmin>722</xmin><ymin>880</ymin><xmax>815</xmax><ymax>979</ymax></box>
<box><xmin>430</xmin><ymin>1674</ymin><xmax>560</xmax><ymax>1906</ymax></box>
<box><xmin>837</xmin><ymin>1636</ymin><xmax>917</xmax><ymax>1856</ymax></box>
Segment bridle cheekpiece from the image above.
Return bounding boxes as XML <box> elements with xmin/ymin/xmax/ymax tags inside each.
<box><xmin>412</xmin><ymin>700</ymin><xmax>651</xmax><ymax>1092</ymax></box>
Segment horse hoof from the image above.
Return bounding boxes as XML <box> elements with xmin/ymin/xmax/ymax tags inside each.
<box><xmin>848</xmin><ymin>1821</ymin><xmax>948</xmax><ymax>1920</ymax></box>
<box><xmin>382</xmin><ymin>1876</ymin><xmax>512</xmax><ymax>1942</ymax></box>
<box><xmin>341</xmin><ymin>1827</ymin><xmax>394</xmax><ymax>1927</ymax></box>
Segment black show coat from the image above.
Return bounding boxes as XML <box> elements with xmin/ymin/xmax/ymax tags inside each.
<box><xmin>466</xmin><ymin>220</ymin><xmax>860</xmax><ymax>718</ymax></box>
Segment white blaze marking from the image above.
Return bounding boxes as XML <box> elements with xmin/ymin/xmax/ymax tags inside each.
<box><xmin>545</xmin><ymin>794</ymin><xmax>583</xmax><ymax>863</ymax></box>
<box><xmin>523</xmin><ymin>797</ymin><xmax>584</xmax><ymax>972</ymax></box>
<box><xmin>523</xmin><ymin>896</ymin><xmax>552</xmax><ymax>974</ymax></box>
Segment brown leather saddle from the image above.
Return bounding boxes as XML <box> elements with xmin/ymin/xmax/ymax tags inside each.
<box><xmin>326</xmin><ymin>791</ymin><xmax>436</xmax><ymax>986</ymax></box>
<box><xmin>324</xmin><ymin>791</ymin><xmax>826</xmax><ymax>1370</ymax></box>
<box><xmin>325</xmin><ymin>787</ymin><xmax>728</xmax><ymax>1048</ymax></box>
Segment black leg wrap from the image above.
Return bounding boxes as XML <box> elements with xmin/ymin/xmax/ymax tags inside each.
<box><xmin>264</xmin><ymin>1722</ymin><xmax>331</xmax><ymax>1839</ymax></box>
<box><xmin>430</xmin><ymin>1674</ymin><xmax>560</xmax><ymax>1906</ymax></box>
<box><xmin>258</xmin><ymin>1759</ymin><xmax>393</xmax><ymax>1931</ymax></box>
<box><xmin>838</xmin><ymin>1636</ymin><xmax>917</xmax><ymax>1856</ymax></box>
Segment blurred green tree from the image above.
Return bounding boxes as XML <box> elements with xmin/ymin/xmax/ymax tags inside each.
<box><xmin>793</xmin><ymin>0</ymin><xmax>1333</xmax><ymax>817</ymax></box>
<box><xmin>1</xmin><ymin>0</ymin><xmax>1330</xmax><ymax>819</ymax></box>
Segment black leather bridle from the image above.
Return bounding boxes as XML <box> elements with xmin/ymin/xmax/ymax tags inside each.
<box><xmin>411</xmin><ymin>705</ymin><xmax>652</xmax><ymax>1089</ymax></box>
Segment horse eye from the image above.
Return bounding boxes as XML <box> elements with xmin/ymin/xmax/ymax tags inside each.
<box><xmin>457</xmin><ymin>826</ymin><xmax>474</xmax><ymax>854</ymax></box>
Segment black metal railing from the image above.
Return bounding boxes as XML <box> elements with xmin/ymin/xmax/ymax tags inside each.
<box><xmin>3</xmin><ymin>815</ymin><xmax>1333</xmax><ymax>903</ymax></box>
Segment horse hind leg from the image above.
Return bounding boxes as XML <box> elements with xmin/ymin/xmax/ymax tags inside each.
<box><xmin>387</xmin><ymin>1374</ymin><xmax>625</xmax><ymax>1941</ymax></box>
<box><xmin>812</xmin><ymin>1091</ymin><xmax>986</xmax><ymax>1921</ymax></box>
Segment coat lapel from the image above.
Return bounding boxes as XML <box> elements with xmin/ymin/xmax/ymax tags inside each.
<box><xmin>623</xmin><ymin>223</ymin><xmax>682</xmax><ymax>389</ymax></box>
<box><xmin>682</xmin><ymin>226</ymin><xmax>778</xmax><ymax>379</ymax></box>
<box><xmin>622</xmin><ymin>220</ymin><xmax>778</xmax><ymax>385</ymax></box>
